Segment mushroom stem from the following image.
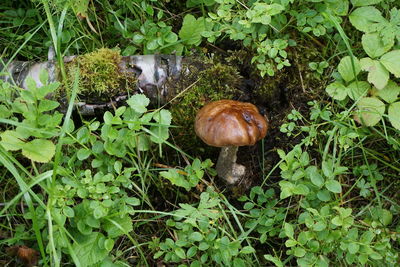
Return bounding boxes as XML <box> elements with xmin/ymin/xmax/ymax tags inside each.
<box><xmin>216</xmin><ymin>146</ymin><xmax>246</xmax><ymax>184</ymax></box>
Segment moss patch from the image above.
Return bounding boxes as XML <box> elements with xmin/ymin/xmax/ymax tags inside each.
<box><xmin>63</xmin><ymin>48</ymin><xmax>136</xmax><ymax>102</ymax></box>
<box><xmin>169</xmin><ymin>61</ymin><xmax>243</xmax><ymax>156</ymax></box>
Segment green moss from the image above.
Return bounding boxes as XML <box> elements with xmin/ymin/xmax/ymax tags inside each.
<box><xmin>63</xmin><ymin>48</ymin><xmax>136</xmax><ymax>102</ymax></box>
<box><xmin>169</xmin><ymin>62</ymin><xmax>243</xmax><ymax>156</ymax></box>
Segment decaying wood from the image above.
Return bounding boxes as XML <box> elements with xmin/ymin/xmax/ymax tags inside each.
<box><xmin>0</xmin><ymin>49</ymin><xmax>207</xmax><ymax>115</ymax></box>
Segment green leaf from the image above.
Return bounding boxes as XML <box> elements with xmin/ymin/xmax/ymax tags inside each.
<box><xmin>104</xmin><ymin>239</ymin><xmax>114</xmax><ymax>252</ymax></box>
<box><xmin>189</xmin><ymin>232</ymin><xmax>203</xmax><ymax>242</ymax></box>
<box><xmin>126</xmin><ymin>94</ymin><xmax>150</xmax><ymax>114</ymax></box>
<box><xmin>347</xmin><ymin>81</ymin><xmax>370</xmax><ymax>100</ymax></box>
<box><xmin>349</xmin><ymin>6</ymin><xmax>386</xmax><ymax>33</ymax></box>
<box><xmin>285</xmin><ymin>239</ymin><xmax>297</xmax><ymax>247</ymax></box>
<box><xmin>338</xmin><ymin>56</ymin><xmax>361</xmax><ymax>82</ymax></box>
<box><xmin>175</xmin><ymin>247</ymin><xmax>186</xmax><ymax>259</ymax></box>
<box><xmin>306</xmin><ymin>166</ymin><xmax>324</xmax><ymax>188</ymax></box>
<box><xmin>325</xmin><ymin>180</ymin><xmax>342</xmax><ymax>193</ymax></box>
<box><xmin>179</xmin><ymin>14</ymin><xmax>206</xmax><ymax>45</ymax></box>
<box><xmin>362</xmin><ymin>33</ymin><xmax>392</xmax><ymax>58</ymax></box>
<box><xmin>73</xmin><ymin>232</ymin><xmax>108</xmax><ymax>266</ymax></box>
<box><xmin>348</xmin><ymin>243</ymin><xmax>360</xmax><ymax>254</ymax></box>
<box><xmin>77</xmin><ymin>148</ymin><xmax>91</xmax><ymax>160</ymax></box>
<box><xmin>360</xmin><ymin>58</ymin><xmax>389</xmax><ymax>89</ymax></box>
<box><xmin>284</xmin><ymin>223</ymin><xmax>294</xmax><ymax>238</ymax></box>
<box><xmin>293</xmin><ymin>247</ymin><xmax>306</xmax><ymax>257</ymax></box>
<box><xmin>380</xmin><ymin>50</ymin><xmax>400</xmax><ymax>78</ymax></box>
<box><xmin>326</xmin><ymin>82</ymin><xmax>347</xmax><ymax>101</ymax></box>
<box><xmin>22</xmin><ymin>139</ymin><xmax>55</xmax><ymax>163</ymax></box>
<box><xmin>388</xmin><ymin>102</ymin><xmax>400</xmax><ymax>130</ymax></box>
<box><xmin>103</xmin><ymin>215</ymin><xmax>133</xmax><ymax>238</ymax></box>
<box><xmin>355</xmin><ymin>97</ymin><xmax>385</xmax><ymax>126</ymax></box>
<box><xmin>373</xmin><ymin>80</ymin><xmax>400</xmax><ymax>103</ymax></box>
<box><xmin>240</xmin><ymin>246</ymin><xmax>255</xmax><ymax>254</ymax></box>
<box><xmin>38</xmin><ymin>99</ymin><xmax>60</xmax><ymax>112</ymax></box>
<box><xmin>264</xmin><ymin>254</ymin><xmax>283</xmax><ymax>267</ymax></box>
<box><xmin>351</xmin><ymin>0</ymin><xmax>383</xmax><ymax>7</ymax></box>
<box><xmin>160</xmin><ymin>169</ymin><xmax>192</xmax><ymax>191</ymax></box>
<box><xmin>0</xmin><ymin>130</ymin><xmax>25</xmax><ymax>151</ymax></box>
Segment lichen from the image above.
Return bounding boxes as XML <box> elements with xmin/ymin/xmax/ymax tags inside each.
<box><xmin>63</xmin><ymin>48</ymin><xmax>136</xmax><ymax>102</ymax></box>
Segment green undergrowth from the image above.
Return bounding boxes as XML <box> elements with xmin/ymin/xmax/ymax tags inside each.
<box><xmin>0</xmin><ymin>0</ymin><xmax>400</xmax><ymax>266</ymax></box>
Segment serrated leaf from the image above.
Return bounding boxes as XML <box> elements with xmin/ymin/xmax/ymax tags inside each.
<box><xmin>360</xmin><ymin>58</ymin><xmax>389</xmax><ymax>89</ymax></box>
<box><xmin>380</xmin><ymin>50</ymin><xmax>400</xmax><ymax>78</ymax></box>
<box><xmin>0</xmin><ymin>130</ymin><xmax>25</xmax><ymax>151</ymax></box>
<box><xmin>347</xmin><ymin>81</ymin><xmax>370</xmax><ymax>100</ymax></box>
<box><xmin>22</xmin><ymin>139</ymin><xmax>55</xmax><ymax>163</ymax></box>
<box><xmin>338</xmin><ymin>56</ymin><xmax>361</xmax><ymax>82</ymax></box>
<box><xmin>325</xmin><ymin>180</ymin><xmax>342</xmax><ymax>193</ymax></box>
<box><xmin>373</xmin><ymin>80</ymin><xmax>400</xmax><ymax>103</ymax></box>
<box><xmin>362</xmin><ymin>33</ymin><xmax>392</xmax><ymax>58</ymax></box>
<box><xmin>355</xmin><ymin>97</ymin><xmax>385</xmax><ymax>126</ymax></box>
<box><xmin>73</xmin><ymin>232</ymin><xmax>108</xmax><ymax>266</ymax></box>
<box><xmin>126</xmin><ymin>94</ymin><xmax>150</xmax><ymax>114</ymax></box>
<box><xmin>179</xmin><ymin>14</ymin><xmax>205</xmax><ymax>45</ymax></box>
<box><xmin>388</xmin><ymin>102</ymin><xmax>400</xmax><ymax>130</ymax></box>
<box><xmin>160</xmin><ymin>169</ymin><xmax>191</xmax><ymax>191</ymax></box>
<box><xmin>103</xmin><ymin>215</ymin><xmax>133</xmax><ymax>238</ymax></box>
<box><xmin>326</xmin><ymin>82</ymin><xmax>348</xmax><ymax>100</ymax></box>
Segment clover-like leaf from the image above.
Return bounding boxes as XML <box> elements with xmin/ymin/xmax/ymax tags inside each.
<box><xmin>355</xmin><ymin>97</ymin><xmax>385</xmax><ymax>127</ymax></box>
<box><xmin>326</xmin><ymin>82</ymin><xmax>348</xmax><ymax>100</ymax></box>
<box><xmin>388</xmin><ymin>102</ymin><xmax>400</xmax><ymax>130</ymax></box>
<box><xmin>338</xmin><ymin>56</ymin><xmax>361</xmax><ymax>82</ymax></box>
<box><xmin>347</xmin><ymin>81</ymin><xmax>370</xmax><ymax>100</ymax></box>
<box><xmin>380</xmin><ymin>50</ymin><xmax>400</xmax><ymax>78</ymax></box>
<box><xmin>126</xmin><ymin>94</ymin><xmax>150</xmax><ymax>114</ymax></box>
<box><xmin>372</xmin><ymin>80</ymin><xmax>400</xmax><ymax>103</ymax></box>
<box><xmin>362</xmin><ymin>33</ymin><xmax>392</xmax><ymax>58</ymax></box>
<box><xmin>360</xmin><ymin>58</ymin><xmax>389</xmax><ymax>89</ymax></box>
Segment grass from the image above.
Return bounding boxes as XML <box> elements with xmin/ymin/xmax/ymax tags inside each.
<box><xmin>0</xmin><ymin>0</ymin><xmax>399</xmax><ymax>266</ymax></box>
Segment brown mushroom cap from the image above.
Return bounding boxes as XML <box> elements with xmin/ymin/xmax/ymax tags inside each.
<box><xmin>195</xmin><ymin>100</ymin><xmax>268</xmax><ymax>147</ymax></box>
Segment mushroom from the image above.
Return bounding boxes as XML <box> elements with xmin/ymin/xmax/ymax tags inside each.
<box><xmin>195</xmin><ymin>100</ymin><xmax>268</xmax><ymax>184</ymax></box>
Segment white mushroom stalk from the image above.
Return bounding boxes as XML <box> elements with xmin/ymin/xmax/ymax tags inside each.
<box><xmin>216</xmin><ymin>146</ymin><xmax>246</xmax><ymax>184</ymax></box>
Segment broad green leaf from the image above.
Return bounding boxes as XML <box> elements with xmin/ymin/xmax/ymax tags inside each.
<box><xmin>380</xmin><ymin>50</ymin><xmax>400</xmax><ymax>78</ymax></box>
<box><xmin>284</xmin><ymin>223</ymin><xmax>294</xmax><ymax>238</ymax></box>
<box><xmin>179</xmin><ymin>14</ymin><xmax>206</xmax><ymax>45</ymax></box>
<box><xmin>189</xmin><ymin>232</ymin><xmax>203</xmax><ymax>242</ymax></box>
<box><xmin>160</xmin><ymin>169</ymin><xmax>191</xmax><ymax>191</ymax></box>
<box><xmin>126</xmin><ymin>94</ymin><xmax>150</xmax><ymax>114</ymax></box>
<box><xmin>240</xmin><ymin>246</ymin><xmax>255</xmax><ymax>254</ymax></box>
<box><xmin>175</xmin><ymin>247</ymin><xmax>186</xmax><ymax>259</ymax></box>
<box><xmin>0</xmin><ymin>130</ymin><xmax>25</xmax><ymax>151</ymax></box>
<box><xmin>293</xmin><ymin>247</ymin><xmax>306</xmax><ymax>257</ymax></box>
<box><xmin>347</xmin><ymin>81</ymin><xmax>370</xmax><ymax>100</ymax></box>
<box><xmin>348</xmin><ymin>243</ymin><xmax>360</xmax><ymax>254</ymax></box>
<box><xmin>264</xmin><ymin>254</ymin><xmax>283</xmax><ymax>267</ymax></box>
<box><xmin>349</xmin><ymin>6</ymin><xmax>386</xmax><ymax>33</ymax></box>
<box><xmin>73</xmin><ymin>232</ymin><xmax>108</xmax><ymax>266</ymax></box>
<box><xmin>355</xmin><ymin>97</ymin><xmax>385</xmax><ymax>126</ymax></box>
<box><xmin>388</xmin><ymin>102</ymin><xmax>400</xmax><ymax>130</ymax></box>
<box><xmin>360</xmin><ymin>58</ymin><xmax>389</xmax><ymax>89</ymax></box>
<box><xmin>306</xmin><ymin>166</ymin><xmax>324</xmax><ymax>188</ymax></box>
<box><xmin>338</xmin><ymin>56</ymin><xmax>361</xmax><ymax>82</ymax></box>
<box><xmin>22</xmin><ymin>139</ymin><xmax>55</xmax><ymax>163</ymax></box>
<box><xmin>327</xmin><ymin>0</ymin><xmax>349</xmax><ymax>16</ymax></box>
<box><xmin>77</xmin><ymin>148</ymin><xmax>91</xmax><ymax>160</ymax></box>
<box><xmin>362</xmin><ymin>33</ymin><xmax>392</xmax><ymax>58</ymax></box>
<box><xmin>103</xmin><ymin>215</ymin><xmax>133</xmax><ymax>238</ymax></box>
<box><xmin>325</xmin><ymin>180</ymin><xmax>342</xmax><ymax>193</ymax></box>
<box><xmin>373</xmin><ymin>80</ymin><xmax>400</xmax><ymax>103</ymax></box>
<box><xmin>104</xmin><ymin>239</ymin><xmax>114</xmax><ymax>252</ymax></box>
<box><xmin>326</xmin><ymin>82</ymin><xmax>347</xmax><ymax>101</ymax></box>
<box><xmin>38</xmin><ymin>99</ymin><xmax>60</xmax><ymax>112</ymax></box>
<box><xmin>351</xmin><ymin>0</ymin><xmax>383</xmax><ymax>7</ymax></box>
